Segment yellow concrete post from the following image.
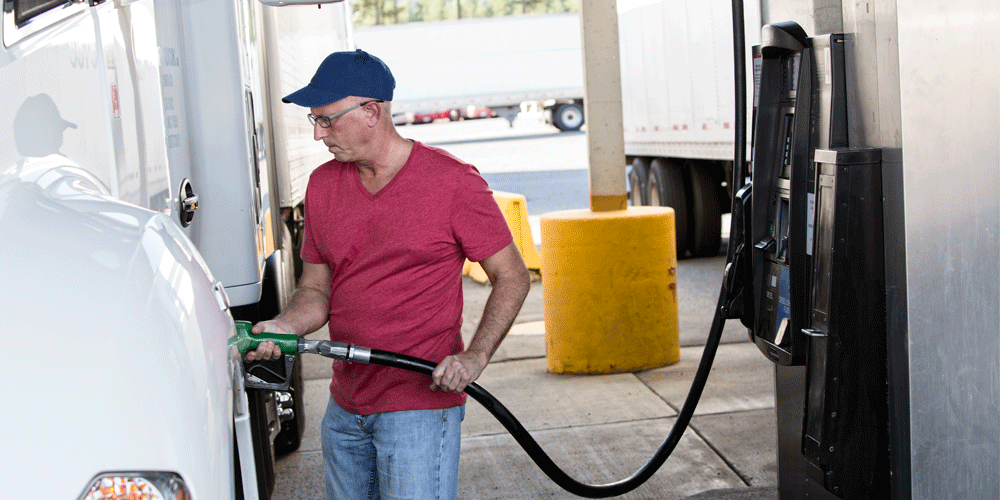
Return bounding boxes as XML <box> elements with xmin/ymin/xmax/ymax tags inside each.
<box><xmin>580</xmin><ymin>0</ymin><xmax>627</xmax><ymax>212</ymax></box>
<box><xmin>541</xmin><ymin>207</ymin><xmax>680</xmax><ymax>373</ymax></box>
<box><xmin>540</xmin><ymin>0</ymin><xmax>680</xmax><ymax>374</ymax></box>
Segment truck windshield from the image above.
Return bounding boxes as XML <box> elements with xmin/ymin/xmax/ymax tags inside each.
<box><xmin>14</xmin><ymin>0</ymin><xmax>70</xmax><ymax>27</ymax></box>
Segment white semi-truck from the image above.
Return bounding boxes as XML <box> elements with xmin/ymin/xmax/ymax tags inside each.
<box><xmin>354</xmin><ymin>13</ymin><xmax>587</xmax><ymax>131</ymax></box>
<box><xmin>355</xmin><ymin>5</ymin><xmax>757</xmax><ymax>255</ymax></box>
<box><xmin>618</xmin><ymin>0</ymin><xmax>761</xmax><ymax>257</ymax></box>
<box><xmin>1</xmin><ymin>0</ymin><xmax>349</xmax><ymax>498</ymax></box>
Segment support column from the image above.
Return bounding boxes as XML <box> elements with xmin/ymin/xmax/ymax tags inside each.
<box><xmin>540</xmin><ymin>0</ymin><xmax>679</xmax><ymax>374</ymax></box>
<box><xmin>580</xmin><ymin>0</ymin><xmax>627</xmax><ymax>212</ymax></box>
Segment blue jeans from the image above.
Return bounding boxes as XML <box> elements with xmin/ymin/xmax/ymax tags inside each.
<box><xmin>321</xmin><ymin>397</ymin><xmax>464</xmax><ymax>500</ymax></box>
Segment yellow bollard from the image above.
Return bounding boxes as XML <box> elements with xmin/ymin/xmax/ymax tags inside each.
<box><xmin>465</xmin><ymin>191</ymin><xmax>541</xmax><ymax>283</ymax></box>
<box><xmin>541</xmin><ymin>206</ymin><xmax>679</xmax><ymax>374</ymax></box>
<box><xmin>492</xmin><ymin>191</ymin><xmax>542</xmax><ymax>270</ymax></box>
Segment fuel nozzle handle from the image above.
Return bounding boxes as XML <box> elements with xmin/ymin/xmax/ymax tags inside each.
<box><xmin>232</xmin><ymin>320</ymin><xmax>370</xmax><ymax>362</ymax></box>
<box><xmin>231</xmin><ymin>320</ymin><xmax>300</xmax><ymax>357</ymax></box>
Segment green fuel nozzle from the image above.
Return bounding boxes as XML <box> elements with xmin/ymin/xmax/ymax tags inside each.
<box><xmin>230</xmin><ymin>320</ymin><xmax>364</xmax><ymax>362</ymax></box>
<box><xmin>231</xmin><ymin>320</ymin><xmax>300</xmax><ymax>357</ymax></box>
<box><xmin>230</xmin><ymin>320</ymin><xmax>365</xmax><ymax>392</ymax></box>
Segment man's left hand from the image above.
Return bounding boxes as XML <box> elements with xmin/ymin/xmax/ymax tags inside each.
<box><xmin>431</xmin><ymin>350</ymin><xmax>488</xmax><ymax>393</ymax></box>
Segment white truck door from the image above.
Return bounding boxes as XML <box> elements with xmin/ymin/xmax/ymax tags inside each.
<box><xmin>150</xmin><ymin>0</ymin><xmax>200</xmax><ymax>235</ymax></box>
<box><xmin>165</xmin><ymin>0</ymin><xmax>269</xmax><ymax>308</ymax></box>
<box><xmin>92</xmin><ymin>0</ymin><xmax>172</xmax><ymax>212</ymax></box>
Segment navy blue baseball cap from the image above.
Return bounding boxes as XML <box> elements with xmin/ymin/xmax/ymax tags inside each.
<box><xmin>282</xmin><ymin>49</ymin><xmax>395</xmax><ymax>108</ymax></box>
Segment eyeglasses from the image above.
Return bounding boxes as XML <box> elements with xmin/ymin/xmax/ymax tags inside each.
<box><xmin>307</xmin><ymin>99</ymin><xmax>385</xmax><ymax>128</ymax></box>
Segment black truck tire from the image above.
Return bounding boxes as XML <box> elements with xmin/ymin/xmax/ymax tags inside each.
<box><xmin>272</xmin><ymin>223</ymin><xmax>304</xmax><ymax>455</ymax></box>
<box><xmin>232</xmin><ymin>222</ymin><xmax>304</xmax><ymax>461</ymax></box>
<box><xmin>247</xmin><ymin>390</ymin><xmax>276</xmax><ymax>500</ymax></box>
<box><xmin>689</xmin><ymin>162</ymin><xmax>722</xmax><ymax>257</ymax></box>
<box><xmin>648</xmin><ymin>158</ymin><xmax>689</xmax><ymax>257</ymax></box>
<box><xmin>273</xmin><ymin>360</ymin><xmax>305</xmax><ymax>456</ymax></box>
<box><xmin>552</xmin><ymin>102</ymin><xmax>584</xmax><ymax>131</ymax></box>
<box><xmin>628</xmin><ymin>157</ymin><xmax>650</xmax><ymax>206</ymax></box>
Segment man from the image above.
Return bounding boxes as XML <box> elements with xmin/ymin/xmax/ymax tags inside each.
<box><xmin>244</xmin><ymin>49</ymin><xmax>530</xmax><ymax>499</ymax></box>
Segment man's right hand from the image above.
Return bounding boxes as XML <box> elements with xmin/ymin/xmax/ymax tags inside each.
<box><xmin>243</xmin><ymin>319</ymin><xmax>295</xmax><ymax>363</ymax></box>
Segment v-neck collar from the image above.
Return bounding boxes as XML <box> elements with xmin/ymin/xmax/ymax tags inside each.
<box><xmin>352</xmin><ymin>141</ymin><xmax>419</xmax><ymax>200</ymax></box>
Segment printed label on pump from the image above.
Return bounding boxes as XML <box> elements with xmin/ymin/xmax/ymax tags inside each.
<box><xmin>824</xmin><ymin>47</ymin><xmax>833</xmax><ymax>85</ymax></box>
<box><xmin>753</xmin><ymin>54</ymin><xmax>762</xmax><ymax>110</ymax></box>
<box><xmin>776</xmin><ymin>267</ymin><xmax>791</xmax><ymax>342</ymax></box>
<box><xmin>806</xmin><ymin>192</ymin><xmax>815</xmax><ymax>255</ymax></box>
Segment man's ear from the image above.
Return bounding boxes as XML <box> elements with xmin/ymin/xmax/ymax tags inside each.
<box><xmin>364</xmin><ymin>101</ymin><xmax>382</xmax><ymax>127</ymax></box>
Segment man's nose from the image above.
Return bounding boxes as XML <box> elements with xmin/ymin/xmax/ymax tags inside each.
<box><xmin>314</xmin><ymin>121</ymin><xmax>329</xmax><ymax>141</ymax></box>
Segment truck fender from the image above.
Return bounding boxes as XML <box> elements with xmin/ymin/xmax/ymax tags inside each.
<box><xmin>1</xmin><ymin>161</ymin><xmax>239</xmax><ymax>499</ymax></box>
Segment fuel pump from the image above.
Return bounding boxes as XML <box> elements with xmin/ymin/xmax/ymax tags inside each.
<box><xmin>739</xmin><ymin>21</ymin><xmax>892</xmax><ymax>500</ymax></box>
<box><xmin>740</xmin><ymin>25</ymin><xmax>849</xmax><ymax>365</ymax></box>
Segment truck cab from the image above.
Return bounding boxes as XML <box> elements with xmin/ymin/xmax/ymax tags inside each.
<box><xmin>0</xmin><ymin>0</ymin><xmax>350</xmax><ymax>498</ymax></box>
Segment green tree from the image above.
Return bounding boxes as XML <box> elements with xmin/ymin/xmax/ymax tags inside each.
<box><xmin>353</xmin><ymin>0</ymin><xmax>406</xmax><ymax>26</ymax></box>
<box><xmin>409</xmin><ymin>1</ymin><xmax>425</xmax><ymax>22</ymax></box>
<box><xmin>353</xmin><ymin>0</ymin><xmax>577</xmax><ymax>27</ymax></box>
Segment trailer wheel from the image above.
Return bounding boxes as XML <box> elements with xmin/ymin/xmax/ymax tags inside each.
<box><xmin>628</xmin><ymin>158</ymin><xmax>649</xmax><ymax>206</ymax></box>
<box><xmin>273</xmin><ymin>223</ymin><xmax>304</xmax><ymax>456</ymax></box>
<box><xmin>274</xmin><ymin>361</ymin><xmax>305</xmax><ymax>456</ymax></box>
<box><xmin>689</xmin><ymin>162</ymin><xmax>722</xmax><ymax>257</ymax></box>
<box><xmin>247</xmin><ymin>390</ymin><xmax>277</xmax><ymax>500</ymax></box>
<box><xmin>552</xmin><ymin>102</ymin><xmax>584</xmax><ymax>131</ymax></box>
<box><xmin>648</xmin><ymin>158</ymin><xmax>689</xmax><ymax>257</ymax></box>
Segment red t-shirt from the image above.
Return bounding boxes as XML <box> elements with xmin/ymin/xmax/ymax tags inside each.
<box><xmin>301</xmin><ymin>141</ymin><xmax>513</xmax><ymax>414</ymax></box>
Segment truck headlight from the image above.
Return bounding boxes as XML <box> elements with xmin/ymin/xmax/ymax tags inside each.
<box><xmin>80</xmin><ymin>472</ymin><xmax>190</xmax><ymax>500</ymax></box>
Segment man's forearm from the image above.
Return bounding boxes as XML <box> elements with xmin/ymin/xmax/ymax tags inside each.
<box><xmin>260</xmin><ymin>260</ymin><xmax>332</xmax><ymax>337</ymax></box>
<box><xmin>431</xmin><ymin>242</ymin><xmax>529</xmax><ymax>392</ymax></box>
<box><xmin>271</xmin><ymin>284</ymin><xmax>330</xmax><ymax>337</ymax></box>
<box><xmin>467</xmin><ymin>268</ymin><xmax>530</xmax><ymax>362</ymax></box>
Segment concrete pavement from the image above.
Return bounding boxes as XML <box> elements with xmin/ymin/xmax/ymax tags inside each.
<box><xmin>273</xmin><ymin>253</ymin><xmax>779</xmax><ymax>500</ymax></box>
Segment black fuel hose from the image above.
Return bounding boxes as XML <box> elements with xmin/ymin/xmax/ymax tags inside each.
<box><xmin>731</xmin><ymin>0</ymin><xmax>748</xmax><ymax>194</ymax></box>
<box><xmin>364</xmin><ymin>279</ymin><xmax>728</xmax><ymax>498</ymax></box>
<box><xmin>363</xmin><ymin>1</ymin><xmax>747</xmax><ymax>496</ymax></box>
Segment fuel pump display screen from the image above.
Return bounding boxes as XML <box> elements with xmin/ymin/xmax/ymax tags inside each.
<box><xmin>758</xmin><ymin>198</ymin><xmax>792</xmax><ymax>358</ymax></box>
